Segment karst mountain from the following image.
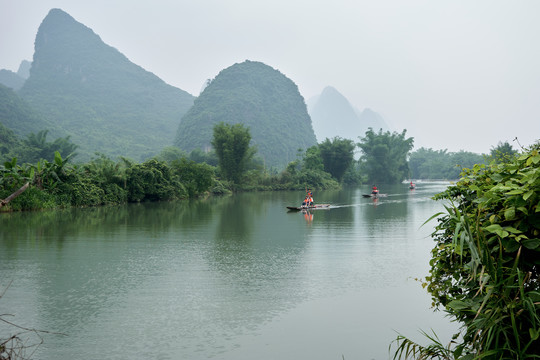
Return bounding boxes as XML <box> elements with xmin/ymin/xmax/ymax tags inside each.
<box><xmin>17</xmin><ymin>8</ymin><xmax>195</xmax><ymax>161</ymax></box>
<box><xmin>174</xmin><ymin>60</ymin><xmax>317</xmax><ymax>168</ymax></box>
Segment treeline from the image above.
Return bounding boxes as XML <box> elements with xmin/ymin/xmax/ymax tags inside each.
<box><xmin>409</xmin><ymin>148</ymin><xmax>486</xmax><ymax>180</ymax></box>
<box><xmin>408</xmin><ymin>142</ymin><xmax>519</xmax><ymax>180</ymax></box>
<box><xmin>1</xmin><ymin>122</ymin><xmax>520</xmax><ymax>212</ymax></box>
<box><xmin>0</xmin><ymin>150</ymin><xmax>340</xmax><ymax>212</ymax></box>
<box><xmin>0</xmin><ymin>153</ymin><xmax>210</xmax><ymax>211</ymax></box>
<box><xmin>0</xmin><ymin>123</ymin><xmax>340</xmax><ymax>211</ymax></box>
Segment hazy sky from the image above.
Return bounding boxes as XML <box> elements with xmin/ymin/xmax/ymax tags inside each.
<box><xmin>1</xmin><ymin>0</ymin><xmax>539</xmax><ymax>154</ymax></box>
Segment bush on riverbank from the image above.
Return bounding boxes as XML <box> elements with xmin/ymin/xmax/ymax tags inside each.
<box><xmin>392</xmin><ymin>142</ymin><xmax>540</xmax><ymax>359</ymax></box>
<box><xmin>0</xmin><ymin>154</ymin><xmax>197</xmax><ymax>211</ymax></box>
<box><xmin>1</xmin><ymin>149</ymin><xmax>342</xmax><ymax>212</ymax></box>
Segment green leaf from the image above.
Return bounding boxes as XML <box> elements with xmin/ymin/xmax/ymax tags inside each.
<box><xmin>529</xmin><ymin>291</ymin><xmax>540</xmax><ymax>302</ymax></box>
<box><xmin>522</xmin><ymin>238</ymin><xmax>540</xmax><ymax>250</ymax></box>
<box><xmin>524</xmin><ymin>190</ymin><xmax>535</xmax><ymax>201</ymax></box>
<box><xmin>422</xmin><ymin>211</ymin><xmax>444</xmax><ymax>226</ymax></box>
<box><xmin>448</xmin><ymin>300</ymin><xmax>469</xmax><ymax>311</ymax></box>
<box><xmin>504</xmin><ymin>207</ymin><xmax>516</xmax><ymax>220</ymax></box>
<box><xmin>502</xmin><ymin>238</ymin><xmax>520</xmax><ymax>252</ymax></box>
<box><xmin>506</xmin><ymin>189</ymin><xmax>523</xmax><ymax>195</ymax></box>
<box><xmin>526</xmin><ymin>154</ymin><xmax>540</xmax><ymax>166</ymax></box>
<box><xmin>484</xmin><ymin>224</ymin><xmax>503</xmax><ymax>233</ymax></box>
<box><xmin>503</xmin><ymin>226</ymin><xmax>521</xmax><ymax>234</ymax></box>
<box><xmin>54</xmin><ymin>151</ymin><xmax>62</xmax><ymax>166</ymax></box>
<box><xmin>530</xmin><ymin>328</ymin><xmax>539</xmax><ymax>341</ymax></box>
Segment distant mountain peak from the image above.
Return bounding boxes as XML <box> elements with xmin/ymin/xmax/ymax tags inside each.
<box><xmin>19</xmin><ymin>8</ymin><xmax>194</xmax><ymax>161</ymax></box>
<box><xmin>31</xmin><ymin>8</ymin><xmax>126</xmax><ymax>79</ymax></box>
<box><xmin>308</xmin><ymin>86</ymin><xmax>388</xmax><ymax>142</ymax></box>
<box><xmin>36</xmin><ymin>8</ymin><xmax>99</xmax><ymax>47</ymax></box>
<box><xmin>17</xmin><ymin>60</ymin><xmax>31</xmax><ymax>79</ymax></box>
<box><xmin>313</xmin><ymin>86</ymin><xmax>356</xmax><ymax>116</ymax></box>
<box><xmin>321</xmin><ymin>85</ymin><xmax>337</xmax><ymax>93</ymax></box>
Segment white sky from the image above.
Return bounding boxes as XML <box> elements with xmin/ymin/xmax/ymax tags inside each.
<box><xmin>1</xmin><ymin>0</ymin><xmax>539</xmax><ymax>154</ymax></box>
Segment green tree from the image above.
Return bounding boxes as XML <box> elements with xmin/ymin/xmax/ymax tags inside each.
<box><xmin>170</xmin><ymin>158</ymin><xmax>215</xmax><ymax>197</ymax></box>
<box><xmin>156</xmin><ymin>146</ymin><xmax>187</xmax><ymax>163</ymax></box>
<box><xmin>409</xmin><ymin>148</ymin><xmax>451</xmax><ymax>179</ymax></box>
<box><xmin>189</xmin><ymin>148</ymin><xmax>218</xmax><ymax>166</ymax></box>
<box><xmin>81</xmin><ymin>154</ymin><xmax>128</xmax><ymax>204</ymax></box>
<box><xmin>318</xmin><ymin>137</ymin><xmax>355</xmax><ymax>182</ymax></box>
<box><xmin>409</xmin><ymin>148</ymin><xmax>486</xmax><ymax>180</ymax></box>
<box><xmin>0</xmin><ymin>123</ymin><xmax>21</xmax><ymax>159</ymax></box>
<box><xmin>489</xmin><ymin>141</ymin><xmax>518</xmax><ymax>163</ymax></box>
<box><xmin>302</xmin><ymin>145</ymin><xmax>324</xmax><ymax>172</ymax></box>
<box><xmin>14</xmin><ymin>130</ymin><xmax>78</xmax><ymax>164</ymax></box>
<box><xmin>393</xmin><ymin>143</ymin><xmax>540</xmax><ymax>359</ymax></box>
<box><xmin>125</xmin><ymin>159</ymin><xmax>186</xmax><ymax>202</ymax></box>
<box><xmin>211</xmin><ymin>122</ymin><xmax>255</xmax><ymax>184</ymax></box>
<box><xmin>357</xmin><ymin>128</ymin><xmax>414</xmax><ymax>184</ymax></box>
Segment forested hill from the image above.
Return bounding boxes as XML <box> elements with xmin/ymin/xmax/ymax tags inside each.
<box><xmin>174</xmin><ymin>60</ymin><xmax>317</xmax><ymax>168</ymax></box>
<box><xmin>0</xmin><ymin>84</ymin><xmax>55</xmax><ymax>138</ymax></box>
<box><xmin>18</xmin><ymin>8</ymin><xmax>195</xmax><ymax>161</ymax></box>
<box><xmin>0</xmin><ymin>70</ymin><xmax>25</xmax><ymax>91</ymax></box>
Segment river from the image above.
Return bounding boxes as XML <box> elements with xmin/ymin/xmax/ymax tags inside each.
<box><xmin>0</xmin><ymin>182</ymin><xmax>457</xmax><ymax>359</ymax></box>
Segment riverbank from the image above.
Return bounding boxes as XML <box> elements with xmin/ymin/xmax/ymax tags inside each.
<box><xmin>0</xmin><ymin>154</ymin><xmax>342</xmax><ymax>212</ymax></box>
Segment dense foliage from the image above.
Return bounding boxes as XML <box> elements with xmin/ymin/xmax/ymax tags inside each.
<box><xmin>1</xmin><ymin>128</ymin><xmax>78</xmax><ymax>164</ymax></box>
<box><xmin>0</xmin><ymin>123</ymin><xmax>19</xmax><ymax>158</ymax></box>
<box><xmin>0</xmin><ymin>153</ymin><xmax>219</xmax><ymax>211</ymax></box>
<box><xmin>0</xmin><ymin>69</ymin><xmax>25</xmax><ymax>91</ymax></box>
<box><xmin>488</xmin><ymin>141</ymin><xmax>518</xmax><ymax>164</ymax></box>
<box><xmin>318</xmin><ymin>137</ymin><xmax>355</xmax><ymax>182</ymax></box>
<box><xmin>174</xmin><ymin>60</ymin><xmax>317</xmax><ymax>168</ymax></box>
<box><xmin>409</xmin><ymin>148</ymin><xmax>487</xmax><ymax>180</ymax></box>
<box><xmin>393</xmin><ymin>143</ymin><xmax>540</xmax><ymax>359</ymax></box>
<box><xmin>18</xmin><ymin>9</ymin><xmax>194</xmax><ymax>162</ymax></box>
<box><xmin>357</xmin><ymin>128</ymin><xmax>414</xmax><ymax>184</ymax></box>
<box><xmin>1</xmin><ymin>139</ymin><xmax>346</xmax><ymax>211</ymax></box>
<box><xmin>276</xmin><ymin>153</ymin><xmax>340</xmax><ymax>191</ymax></box>
<box><xmin>211</xmin><ymin>122</ymin><xmax>256</xmax><ymax>184</ymax></box>
<box><xmin>0</xmin><ymin>84</ymin><xmax>54</xmax><ymax>138</ymax></box>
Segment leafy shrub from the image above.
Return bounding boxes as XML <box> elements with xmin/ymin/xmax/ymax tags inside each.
<box><xmin>393</xmin><ymin>142</ymin><xmax>540</xmax><ymax>359</ymax></box>
<box><xmin>170</xmin><ymin>158</ymin><xmax>215</xmax><ymax>197</ymax></box>
<box><xmin>125</xmin><ymin>159</ymin><xmax>186</xmax><ymax>202</ymax></box>
<box><xmin>5</xmin><ymin>186</ymin><xmax>57</xmax><ymax>211</ymax></box>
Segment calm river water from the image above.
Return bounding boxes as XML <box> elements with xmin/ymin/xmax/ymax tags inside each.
<box><xmin>0</xmin><ymin>183</ymin><xmax>457</xmax><ymax>360</ymax></box>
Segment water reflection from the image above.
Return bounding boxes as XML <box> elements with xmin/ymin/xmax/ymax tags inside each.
<box><xmin>0</xmin><ymin>184</ymin><xmax>455</xmax><ymax>360</ymax></box>
<box><xmin>302</xmin><ymin>210</ymin><xmax>313</xmax><ymax>223</ymax></box>
<box><xmin>215</xmin><ymin>194</ymin><xmax>254</xmax><ymax>242</ymax></box>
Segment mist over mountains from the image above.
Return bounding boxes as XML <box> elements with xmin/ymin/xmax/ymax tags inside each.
<box><xmin>0</xmin><ymin>8</ymin><xmax>387</xmax><ymax>166</ymax></box>
<box><xmin>307</xmin><ymin>86</ymin><xmax>388</xmax><ymax>142</ymax></box>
